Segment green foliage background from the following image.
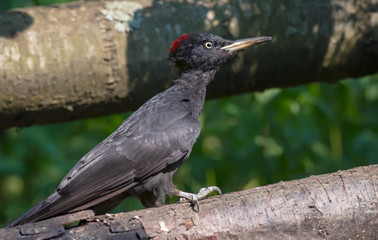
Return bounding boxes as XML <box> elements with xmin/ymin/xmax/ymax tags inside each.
<box><xmin>1</xmin><ymin>0</ymin><xmax>378</xmax><ymax>228</ymax></box>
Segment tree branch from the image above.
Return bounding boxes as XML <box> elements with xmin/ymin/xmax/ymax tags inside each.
<box><xmin>2</xmin><ymin>164</ymin><xmax>377</xmax><ymax>239</ymax></box>
<box><xmin>1</xmin><ymin>0</ymin><xmax>378</xmax><ymax>129</ymax></box>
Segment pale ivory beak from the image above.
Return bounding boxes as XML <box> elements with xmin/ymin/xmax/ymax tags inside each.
<box><xmin>221</xmin><ymin>36</ymin><xmax>272</xmax><ymax>52</ymax></box>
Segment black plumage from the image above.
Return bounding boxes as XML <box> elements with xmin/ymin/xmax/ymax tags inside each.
<box><xmin>8</xmin><ymin>33</ymin><xmax>271</xmax><ymax>227</ymax></box>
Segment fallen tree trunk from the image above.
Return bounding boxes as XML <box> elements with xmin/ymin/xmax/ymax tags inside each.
<box><xmin>1</xmin><ymin>164</ymin><xmax>377</xmax><ymax>239</ymax></box>
<box><xmin>0</xmin><ymin>0</ymin><xmax>378</xmax><ymax>129</ymax></box>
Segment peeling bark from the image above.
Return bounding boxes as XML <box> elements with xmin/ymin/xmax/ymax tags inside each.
<box><xmin>0</xmin><ymin>0</ymin><xmax>378</xmax><ymax>129</ymax></box>
<box><xmin>1</xmin><ymin>164</ymin><xmax>377</xmax><ymax>239</ymax></box>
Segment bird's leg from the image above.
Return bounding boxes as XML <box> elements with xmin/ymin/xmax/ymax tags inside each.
<box><xmin>171</xmin><ymin>186</ymin><xmax>222</xmax><ymax>210</ymax></box>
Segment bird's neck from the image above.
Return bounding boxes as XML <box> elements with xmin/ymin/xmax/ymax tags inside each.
<box><xmin>175</xmin><ymin>68</ymin><xmax>217</xmax><ymax>86</ymax></box>
<box><xmin>173</xmin><ymin>69</ymin><xmax>218</xmax><ymax>117</ymax></box>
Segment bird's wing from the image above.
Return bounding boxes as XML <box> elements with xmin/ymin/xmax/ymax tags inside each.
<box><xmin>57</xmin><ymin>93</ymin><xmax>200</xmax><ymax>197</ymax></box>
<box><xmin>36</xmin><ymin>93</ymin><xmax>199</xmax><ymax>218</ymax></box>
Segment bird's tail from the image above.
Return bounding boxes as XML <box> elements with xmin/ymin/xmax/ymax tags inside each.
<box><xmin>7</xmin><ymin>192</ymin><xmax>61</xmax><ymax>228</ymax></box>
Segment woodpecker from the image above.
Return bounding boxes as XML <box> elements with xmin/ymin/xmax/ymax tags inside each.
<box><xmin>9</xmin><ymin>33</ymin><xmax>271</xmax><ymax>227</ymax></box>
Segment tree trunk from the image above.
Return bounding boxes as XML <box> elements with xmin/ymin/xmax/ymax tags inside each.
<box><xmin>1</xmin><ymin>164</ymin><xmax>377</xmax><ymax>239</ymax></box>
<box><xmin>1</xmin><ymin>0</ymin><xmax>378</xmax><ymax>129</ymax></box>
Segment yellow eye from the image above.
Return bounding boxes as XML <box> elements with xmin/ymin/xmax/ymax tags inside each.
<box><xmin>205</xmin><ymin>42</ymin><xmax>213</xmax><ymax>49</ymax></box>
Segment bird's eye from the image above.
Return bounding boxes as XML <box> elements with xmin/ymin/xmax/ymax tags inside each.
<box><xmin>205</xmin><ymin>42</ymin><xmax>213</xmax><ymax>49</ymax></box>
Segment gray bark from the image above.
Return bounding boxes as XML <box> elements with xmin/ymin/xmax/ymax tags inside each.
<box><xmin>1</xmin><ymin>0</ymin><xmax>378</xmax><ymax>129</ymax></box>
<box><xmin>1</xmin><ymin>164</ymin><xmax>377</xmax><ymax>239</ymax></box>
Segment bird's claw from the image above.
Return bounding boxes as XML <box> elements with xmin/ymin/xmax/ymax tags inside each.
<box><xmin>179</xmin><ymin>195</ymin><xmax>200</xmax><ymax>210</ymax></box>
<box><xmin>197</xmin><ymin>186</ymin><xmax>222</xmax><ymax>197</ymax></box>
<box><xmin>177</xmin><ymin>186</ymin><xmax>222</xmax><ymax>211</ymax></box>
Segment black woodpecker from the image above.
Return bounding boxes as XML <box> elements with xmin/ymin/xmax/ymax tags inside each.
<box><xmin>9</xmin><ymin>33</ymin><xmax>271</xmax><ymax>227</ymax></box>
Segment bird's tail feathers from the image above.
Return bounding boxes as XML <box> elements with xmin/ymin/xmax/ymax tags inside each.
<box><xmin>7</xmin><ymin>192</ymin><xmax>61</xmax><ymax>228</ymax></box>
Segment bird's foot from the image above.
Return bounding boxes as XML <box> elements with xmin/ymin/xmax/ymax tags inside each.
<box><xmin>177</xmin><ymin>186</ymin><xmax>222</xmax><ymax>211</ymax></box>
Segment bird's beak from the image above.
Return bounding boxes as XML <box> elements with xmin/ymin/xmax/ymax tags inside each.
<box><xmin>221</xmin><ymin>36</ymin><xmax>272</xmax><ymax>52</ymax></box>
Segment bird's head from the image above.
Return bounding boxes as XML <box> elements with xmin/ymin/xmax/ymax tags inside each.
<box><xmin>168</xmin><ymin>33</ymin><xmax>271</xmax><ymax>72</ymax></box>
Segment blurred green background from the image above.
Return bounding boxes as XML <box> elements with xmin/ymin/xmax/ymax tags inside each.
<box><xmin>1</xmin><ymin>1</ymin><xmax>378</xmax><ymax>228</ymax></box>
